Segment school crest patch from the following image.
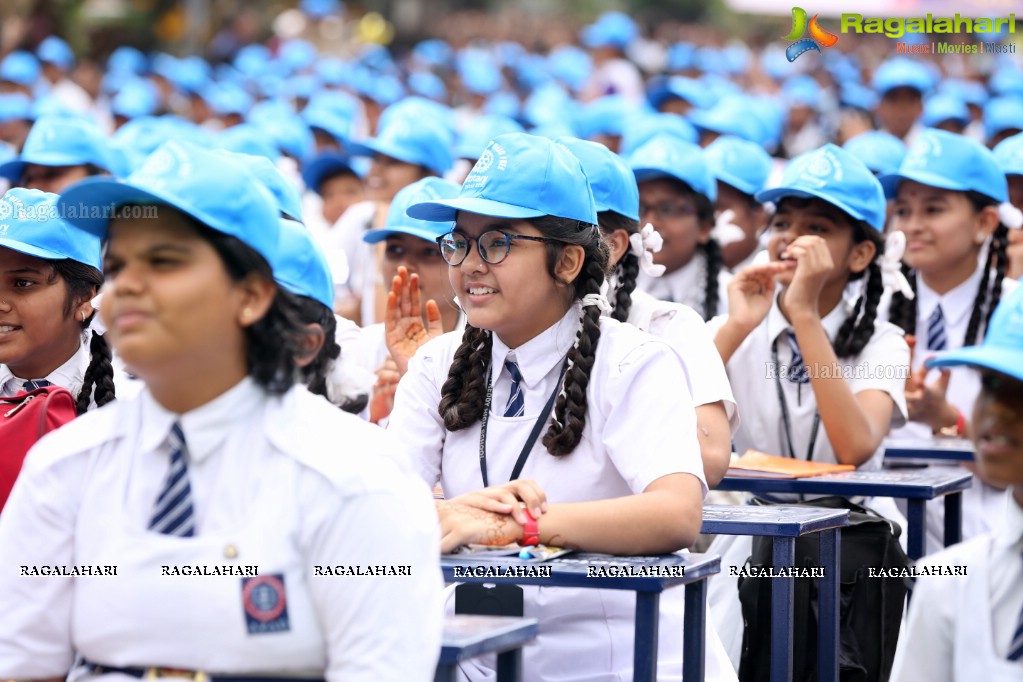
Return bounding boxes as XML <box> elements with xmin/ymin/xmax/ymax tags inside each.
<box><xmin>241</xmin><ymin>573</ymin><xmax>290</xmax><ymax>634</ymax></box>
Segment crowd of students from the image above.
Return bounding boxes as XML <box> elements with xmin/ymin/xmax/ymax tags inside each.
<box><xmin>0</xmin><ymin>6</ymin><xmax>1022</xmax><ymax>681</ymax></box>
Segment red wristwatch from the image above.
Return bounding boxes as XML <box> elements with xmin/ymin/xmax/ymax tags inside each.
<box><xmin>521</xmin><ymin>509</ymin><xmax>540</xmax><ymax>547</ymax></box>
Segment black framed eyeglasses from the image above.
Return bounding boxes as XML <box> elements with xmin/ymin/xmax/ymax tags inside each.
<box><xmin>435</xmin><ymin>229</ymin><xmax>559</xmax><ymax>266</ymax></box>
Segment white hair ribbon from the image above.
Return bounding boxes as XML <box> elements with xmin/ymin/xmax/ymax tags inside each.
<box><xmin>581</xmin><ymin>278</ymin><xmax>613</xmax><ymax>316</ymax></box>
<box><xmin>628</xmin><ymin>223</ymin><xmax>667</xmax><ymax>278</ymax></box>
<box><xmin>998</xmin><ymin>202</ymin><xmax>1023</xmax><ymax>229</ymax></box>
<box><xmin>711</xmin><ymin>208</ymin><xmax>747</xmax><ymax>247</ymax></box>
<box><xmin>879</xmin><ymin>230</ymin><xmax>914</xmax><ymax>300</ymax></box>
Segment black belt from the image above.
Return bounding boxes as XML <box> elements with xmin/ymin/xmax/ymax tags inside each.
<box><xmin>81</xmin><ymin>660</ymin><xmax>325</xmax><ymax>682</ymax></box>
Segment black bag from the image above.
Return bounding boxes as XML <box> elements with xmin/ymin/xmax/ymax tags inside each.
<box><xmin>737</xmin><ymin>496</ymin><xmax>910</xmax><ymax>682</ymax></box>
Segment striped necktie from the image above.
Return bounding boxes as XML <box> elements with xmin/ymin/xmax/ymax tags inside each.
<box><xmin>927</xmin><ymin>304</ymin><xmax>948</xmax><ymax>352</ymax></box>
<box><xmin>786</xmin><ymin>332</ymin><xmax>810</xmax><ymax>384</ymax></box>
<box><xmin>1010</xmin><ymin>553</ymin><xmax>1023</xmax><ymax>661</ymax></box>
<box><xmin>21</xmin><ymin>379</ymin><xmax>52</xmax><ymax>391</ymax></box>
<box><xmin>503</xmin><ymin>359</ymin><xmax>525</xmax><ymax>418</ymax></box>
<box><xmin>148</xmin><ymin>422</ymin><xmax>196</xmax><ymax>537</ymax></box>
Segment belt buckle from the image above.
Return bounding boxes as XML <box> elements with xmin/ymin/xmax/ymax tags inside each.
<box><xmin>144</xmin><ymin>668</ymin><xmax>208</xmax><ymax>682</ymax></box>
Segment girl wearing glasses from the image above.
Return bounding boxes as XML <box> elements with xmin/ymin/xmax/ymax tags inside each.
<box><xmin>626</xmin><ymin>133</ymin><xmax>729</xmax><ymax>321</ymax></box>
<box><xmin>388</xmin><ymin>133</ymin><xmax>731</xmax><ymax>681</ymax></box>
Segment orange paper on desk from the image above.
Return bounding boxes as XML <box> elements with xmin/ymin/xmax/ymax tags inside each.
<box><xmin>727</xmin><ymin>450</ymin><xmax>856</xmax><ymax>479</ymax></box>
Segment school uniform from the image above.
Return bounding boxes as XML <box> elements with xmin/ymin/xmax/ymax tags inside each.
<box><xmin>881</xmin><ymin>270</ymin><xmax>1020</xmax><ymax>555</ymax></box>
<box><xmin>889</xmin><ymin>493</ymin><xmax>1023</xmax><ymax>681</ymax></box>
<box><xmin>0</xmin><ymin>378</ymin><xmax>443</xmax><ymax>681</ymax></box>
<box><xmin>389</xmin><ymin>305</ymin><xmax>738</xmax><ymax>682</ymax></box>
<box><xmin>636</xmin><ymin>251</ymin><xmax>731</xmax><ymax>320</ymax></box>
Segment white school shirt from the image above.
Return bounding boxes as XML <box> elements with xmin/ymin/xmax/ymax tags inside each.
<box><xmin>0</xmin><ymin>378</ymin><xmax>443</xmax><ymax>681</ymax></box>
<box><xmin>626</xmin><ymin>288</ymin><xmax>738</xmax><ymax>428</ymax></box>
<box><xmin>707</xmin><ymin>288</ymin><xmax>909</xmax><ymax>486</ymax></box>
<box><xmin>636</xmin><ymin>250</ymin><xmax>732</xmax><ymax>320</ymax></box>
<box><xmin>890</xmin><ymin>493</ymin><xmax>1023</xmax><ymax>681</ymax></box>
<box><xmin>388</xmin><ymin>306</ymin><xmax>719</xmax><ymax>682</ymax></box>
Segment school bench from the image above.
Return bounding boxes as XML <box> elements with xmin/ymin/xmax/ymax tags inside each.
<box><xmin>883</xmin><ymin>437</ymin><xmax>975</xmax><ymax>466</ymax></box>
<box><xmin>435</xmin><ymin>614</ymin><xmax>539</xmax><ymax>682</ymax></box>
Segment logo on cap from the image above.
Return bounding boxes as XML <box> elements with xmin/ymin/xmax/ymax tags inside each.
<box><xmin>464</xmin><ymin>140</ymin><xmax>508</xmax><ymax>192</ymax></box>
<box><xmin>135</xmin><ymin>142</ymin><xmax>194</xmax><ymax>191</ymax></box>
<box><xmin>0</xmin><ymin>194</ymin><xmax>25</xmax><ymax>224</ymax></box>
<box><xmin>903</xmin><ymin>134</ymin><xmax>940</xmax><ymax>170</ymax></box>
<box><xmin>783</xmin><ymin>7</ymin><xmax>839</xmax><ymax>62</ymax></box>
<box><xmin>794</xmin><ymin>148</ymin><xmax>843</xmax><ymax>189</ymax></box>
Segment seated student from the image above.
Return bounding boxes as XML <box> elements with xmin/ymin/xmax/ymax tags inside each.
<box><xmin>0</xmin><ymin>116</ymin><xmax>116</xmax><ymax>194</ymax></box>
<box><xmin>707</xmin><ymin>144</ymin><xmax>910</xmax><ymax>666</ymax></box>
<box><xmin>882</xmin><ymin>129</ymin><xmax>1019</xmax><ymax>555</ymax></box>
<box><xmin>890</xmin><ymin>284</ymin><xmax>1023</xmax><ymax>681</ymax></box>
<box><xmin>388</xmin><ymin>133</ymin><xmax>732</xmax><ymax>681</ymax></box>
<box><xmin>0</xmin><ymin>141</ymin><xmax>443</xmax><ymax>679</ymax></box>
<box><xmin>703</xmin><ymin>135</ymin><xmax>773</xmax><ymax>272</ymax></box>
<box><xmin>992</xmin><ymin>132</ymin><xmax>1023</xmax><ymax>280</ymax></box>
<box><xmin>626</xmin><ymin>132</ymin><xmax>730</xmax><ymax>321</ymax></box>
<box><xmin>871</xmin><ymin>57</ymin><xmax>932</xmax><ymax>145</ymax></box>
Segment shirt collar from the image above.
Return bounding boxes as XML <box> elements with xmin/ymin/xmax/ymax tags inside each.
<box><xmin>138</xmin><ymin>377</ymin><xmax>264</xmax><ymax>463</ymax></box>
<box><xmin>915</xmin><ymin>264</ymin><xmax>984</xmax><ymax>329</ymax></box>
<box><xmin>765</xmin><ymin>285</ymin><xmax>858</xmax><ymax>345</ymax></box>
<box><xmin>995</xmin><ymin>491</ymin><xmax>1023</xmax><ymax>550</ymax></box>
<box><xmin>0</xmin><ymin>331</ymin><xmax>89</xmax><ymax>397</ymax></box>
<box><xmin>490</xmin><ymin>305</ymin><xmax>581</xmax><ymax>389</ymax></box>
<box><xmin>639</xmin><ymin>252</ymin><xmax>705</xmax><ymax>303</ymax></box>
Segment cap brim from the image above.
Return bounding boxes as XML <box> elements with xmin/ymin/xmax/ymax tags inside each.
<box><xmin>715</xmin><ymin>171</ymin><xmax>757</xmax><ymax>197</ymax></box>
<box><xmin>878</xmin><ymin>169</ymin><xmax>974</xmax><ymax>199</ymax></box>
<box><xmin>407</xmin><ymin>197</ymin><xmax>544</xmax><ymax>222</ymax></box>
<box><xmin>0</xmin><ymin>237</ymin><xmax>68</xmax><ymax>261</ymax></box>
<box><xmin>755</xmin><ymin>186</ymin><xmax>871</xmax><ymax>226</ymax></box>
<box><xmin>926</xmin><ymin>346</ymin><xmax>1023</xmax><ymax>382</ymax></box>
<box><xmin>302</xmin><ymin>155</ymin><xmax>357</xmax><ymax>192</ymax></box>
<box><xmin>634</xmin><ymin>166</ymin><xmax>685</xmax><ymax>186</ymax></box>
<box><xmin>348</xmin><ymin>138</ymin><xmax>424</xmax><ymax>169</ymax></box>
<box><xmin>363</xmin><ymin>225</ymin><xmax>447</xmax><ymax>244</ymax></box>
<box><xmin>0</xmin><ymin>160</ymin><xmax>25</xmax><ymax>182</ymax></box>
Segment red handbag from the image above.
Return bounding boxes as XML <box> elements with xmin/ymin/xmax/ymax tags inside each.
<box><xmin>0</xmin><ymin>385</ymin><xmax>77</xmax><ymax>511</ymax></box>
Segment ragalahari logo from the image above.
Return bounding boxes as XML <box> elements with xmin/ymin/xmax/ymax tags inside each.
<box><xmin>783</xmin><ymin>7</ymin><xmax>839</xmax><ymax>62</ymax></box>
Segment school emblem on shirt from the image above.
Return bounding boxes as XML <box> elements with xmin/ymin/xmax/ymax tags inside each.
<box><xmin>241</xmin><ymin>574</ymin><xmax>290</xmax><ymax>634</ymax></box>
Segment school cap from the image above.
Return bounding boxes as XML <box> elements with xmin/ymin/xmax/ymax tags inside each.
<box><xmin>648</xmin><ymin>76</ymin><xmax>714</xmax><ymax>111</ymax></box>
<box><xmin>458</xmin><ymin>55</ymin><xmax>502</xmax><ymax>96</ymax></box>
<box><xmin>620</xmin><ymin>112</ymin><xmax>698</xmax><ymax>155</ymax></box>
<box><xmin>578</xmin><ymin>95</ymin><xmax>635</xmax><ymax>139</ymax></box>
<box><xmin>302</xmin><ymin>94</ymin><xmax>357</xmax><ymax>147</ymax></box>
<box><xmin>57</xmin><ymin>140</ymin><xmax>280</xmax><ymax>269</ymax></box>
<box><xmin>704</xmin><ymin>135</ymin><xmax>772</xmax><ymax>197</ymax></box>
<box><xmin>879</xmin><ymin>128</ymin><xmax>1008</xmax><ymax>204</ymax></box>
<box><xmin>302</xmin><ymin>152</ymin><xmax>361</xmax><ymax>194</ymax></box>
<box><xmin>107</xmin><ymin>47</ymin><xmax>146</xmax><ymax>76</ymax></box>
<box><xmin>783</xmin><ymin>76</ymin><xmax>822</xmax><ymax>110</ymax></box>
<box><xmin>275</xmin><ymin>218</ymin><xmax>335</xmax><ymax>309</ymax></box>
<box><xmin>237</xmin><ymin>153</ymin><xmax>304</xmax><ymax>222</ymax></box>
<box><xmin>0</xmin><ymin>188</ymin><xmax>101</xmax><ymax>269</ymax></box>
<box><xmin>922</xmin><ymin>93</ymin><xmax>970</xmax><ymax>128</ymax></box>
<box><xmin>581</xmin><ymin>12</ymin><xmax>638</xmax><ymax>50</ymax></box>
<box><xmin>926</xmin><ymin>284</ymin><xmax>1023</xmax><ymax>382</ymax></box>
<box><xmin>627</xmin><ymin>133</ymin><xmax>717</xmax><ymax>203</ymax></box>
<box><xmin>547</xmin><ymin>45</ymin><xmax>591</xmax><ymax>93</ymax></box>
<box><xmin>37</xmin><ymin>37</ymin><xmax>74</xmax><ymax>71</ymax></box>
<box><xmin>365</xmin><ymin>177</ymin><xmax>460</xmax><ymax>244</ymax></box>
<box><xmin>688</xmin><ymin>95</ymin><xmax>761</xmax><ymax>144</ymax></box>
<box><xmin>984</xmin><ymin>96</ymin><xmax>1023</xmax><ymax>141</ymax></box>
<box><xmin>558</xmin><ymin>136</ymin><xmax>639</xmax><ymax>221</ymax></box>
<box><xmin>990</xmin><ymin>68</ymin><xmax>1023</xmax><ymax>99</ymax></box>
<box><xmin>0</xmin><ymin>94</ymin><xmax>31</xmax><ymax>123</ymax></box>
<box><xmin>871</xmin><ymin>58</ymin><xmax>933</xmax><ymax>96</ymax></box>
<box><xmin>757</xmin><ymin>144</ymin><xmax>885</xmax><ymax>232</ymax></box>
<box><xmin>842</xmin><ymin>131</ymin><xmax>907</xmax><ymax>176</ymax></box>
<box><xmin>0</xmin><ymin>51</ymin><xmax>40</xmax><ymax>87</ymax></box>
<box><xmin>993</xmin><ymin>132</ymin><xmax>1023</xmax><ymax>176</ymax></box>
<box><xmin>408</xmin><ymin>71</ymin><xmax>448</xmax><ymax>102</ymax></box>
<box><xmin>217</xmin><ymin>124</ymin><xmax>280</xmax><ymax>162</ymax></box>
<box><xmin>407</xmin><ymin>133</ymin><xmax>598</xmax><ymax>225</ymax></box>
<box><xmin>300</xmin><ymin>0</ymin><xmax>343</xmax><ymax>20</ymax></box>
<box><xmin>455</xmin><ymin>115</ymin><xmax>525</xmax><ymax>161</ymax></box>
<box><xmin>111</xmin><ymin>78</ymin><xmax>160</xmax><ymax>119</ymax></box>
<box><xmin>0</xmin><ymin>116</ymin><xmax>115</xmax><ymax>182</ymax></box>
<box><xmin>348</xmin><ymin>108</ymin><xmax>453</xmax><ymax>175</ymax></box>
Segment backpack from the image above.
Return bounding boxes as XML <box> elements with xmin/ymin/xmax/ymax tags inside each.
<box><xmin>0</xmin><ymin>385</ymin><xmax>77</xmax><ymax>511</ymax></box>
<box><xmin>737</xmin><ymin>496</ymin><xmax>911</xmax><ymax>682</ymax></box>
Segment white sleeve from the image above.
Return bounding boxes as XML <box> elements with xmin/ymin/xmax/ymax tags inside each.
<box><xmin>847</xmin><ymin>322</ymin><xmax>910</xmax><ymax>429</ymax></box>
<box><xmin>386</xmin><ymin>337</ymin><xmax>450</xmax><ymax>487</ymax></box>
<box><xmin>0</xmin><ymin>444</ymin><xmax>83</xmax><ymax>675</ymax></box>
<box><xmin>889</xmin><ymin>571</ymin><xmax>955</xmax><ymax>682</ymax></box>
<box><xmin>306</xmin><ymin>468</ymin><xmax>443</xmax><ymax>682</ymax></box>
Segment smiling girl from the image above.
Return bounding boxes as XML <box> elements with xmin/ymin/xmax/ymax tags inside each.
<box><xmin>388</xmin><ymin>133</ymin><xmax>729</xmax><ymax>681</ymax></box>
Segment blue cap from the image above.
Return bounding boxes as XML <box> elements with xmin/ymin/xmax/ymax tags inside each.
<box><xmin>880</xmin><ymin>129</ymin><xmax>1008</xmax><ymax>204</ymax></box>
<box><xmin>627</xmin><ymin>133</ymin><xmax>717</xmax><ymax>203</ymax></box>
<box><xmin>704</xmin><ymin>136</ymin><xmax>772</xmax><ymax>197</ymax></box>
<box><xmin>688</xmin><ymin>95</ymin><xmax>761</xmax><ymax>143</ymax></box>
<box><xmin>577</xmin><ymin>95</ymin><xmax>635</xmax><ymax>139</ymax></box>
<box><xmin>300</xmin><ymin>0</ymin><xmax>343</xmax><ymax>19</ymax></box>
<box><xmin>993</xmin><ymin>132</ymin><xmax>1023</xmax><ymax>176</ymax></box>
<box><xmin>455</xmin><ymin>115</ymin><xmax>525</xmax><ymax>161</ymax></box>
<box><xmin>0</xmin><ymin>188</ymin><xmax>101</xmax><ymax>269</ymax></box>
<box><xmin>842</xmin><ymin>131</ymin><xmax>907</xmax><ymax>176</ymax></box>
<box><xmin>407</xmin><ymin>133</ymin><xmax>597</xmax><ymax>225</ymax></box>
<box><xmin>107</xmin><ymin>46</ymin><xmax>146</xmax><ymax>75</ymax></box>
<box><xmin>940</xmin><ymin>79</ymin><xmax>988</xmax><ymax>108</ymax></box>
<box><xmin>984</xmin><ymin>96</ymin><xmax>1023</xmax><ymax>141</ymax></box>
<box><xmin>349</xmin><ymin>111</ymin><xmax>453</xmax><ymax>175</ymax></box>
<box><xmin>529</xmin><ymin>121</ymin><xmax>579</xmax><ymax>140</ymax></box>
<box><xmin>302</xmin><ymin>92</ymin><xmax>358</xmax><ymax>146</ymax></box>
<box><xmin>557</xmin><ymin>136</ymin><xmax>639</xmax><ymax>221</ymax></box>
<box><xmin>0</xmin><ymin>93</ymin><xmax>31</xmax><ymax>123</ymax></box>
<box><xmin>648</xmin><ymin>76</ymin><xmax>714</xmax><ymax>111</ymax></box>
<box><xmin>0</xmin><ymin>117</ymin><xmax>115</xmax><ymax>182</ymax></box>
<box><xmin>783</xmin><ymin>75</ymin><xmax>823</xmax><ymax>109</ymax></box>
<box><xmin>483</xmin><ymin>91</ymin><xmax>521</xmax><ymax>120</ymax></box>
<box><xmin>110</xmin><ymin>115</ymin><xmax>209</xmax><ymax>176</ymax></box>
<box><xmin>840</xmin><ymin>82</ymin><xmax>879</xmax><ymax>112</ymax></box>
<box><xmin>922</xmin><ymin>93</ymin><xmax>970</xmax><ymax>128</ymax></box>
<box><xmin>58</xmin><ymin>140</ymin><xmax>281</xmax><ymax>268</ymax></box>
<box><xmin>991</xmin><ymin>68</ymin><xmax>1023</xmax><ymax>98</ymax></box>
<box><xmin>0</xmin><ymin>51</ymin><xmax>40</xmax><ymax>87</ymax></box>
<box><xmin>302</xmin><ymin>152</ymin><xmax>361</xmax><ymax>194</ymax></box>
<box><xmin>757</xmin><ymin>144</ymin><xmax>886</xmax><ymax>232</ymax></box>
<box><xmin>279</xmin><ymin>39</ymin><xmax>318</xmax><ymax>74</ymax></box>
<box><xmin>234</xmin><ymin>44</ymin><xmax>271</xmax><ymax>78</ymax></box>
<box><xmin>872</xmin><ymin>58</ymin><xmax>933</xmax><ymax>96</ymax></box>
<box><xmin>204</xmin><ymin>83</ymin><xmax>253</xmax><ymax>117</ymax></box>
<box><xmin>37</xmin><ymin>36</ymin><xmax>74</xmax><ymax>70</ymax></box>
<box><xmin>926</xmin><ymin>284</ymin><xmax>1023</xmax><ymax>381</ymax></box>
<box><xmin>547</xmin><ymin>45</ymin><xmax>592</xmax><ymax>93</ymax></box>
<box><xmin>458</xmin><ymin>54</ymin><xmax>502</xmax><ymax>96</ymax></box>
<box><xmin>365</xmin><ymin>176</ymin><xmax>460</xmax><ymax>244</ymax></box>
<box><xmin>408</xmin><ymin>71</ymin><xmax>448</xmax><ymax>102</ymax></box>
<box><xmin>111</xmin><ymin>78</ymin><xmax>160</xmax><ymax>119</ymax></box>
<box><xmin>413</xmin><ymin>40</ymin><xmax>453</xmax><ymax>69</ymax></box>
<box><xmin>582</xmin><ymin>12</ymin><xmax>638</xmax><ymax>50</ymax></box>
<box><xmin>217</xmin><ymin>124</ymin><xmax>280</xmax><ymax>162</ymax></box>
<box><xmin>252</xmin><ymin>113</ymin><xmax>315</xmax><ymax>163</ymax></box>
<box><xmin>620</xmin><ymin>112</ymin><xmax>698</xmax><ymax>156</ymax></box>
<box><xmin>169</xmin><ymin>56</ymin><xmax>211</xmax><ymax>94</ymax></box>
<box><xmin>667</xmin><ymin>42</ymin><xmax>696</xmax><ymax>72</ymax></box>
<box><xmin>523</xmin><ymin>84</ymin><xmax>578</xmax><ymax>128</ymax></box>
<box><xmin>238</xmin><ymin>153</ymin><xmax>304</xmax><ymax>222</ymax></box>
<box><xmin>275</xmin><ymin>219</ymin><xmax>335</xmax><ymax>309</ymax></box>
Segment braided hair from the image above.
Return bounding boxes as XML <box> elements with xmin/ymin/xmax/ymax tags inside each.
<box><xmin>832</xmin><ymin>222</ymin><xmax>885</xmax><ymax>358</ymax></box>
<box><xmin>50</xmin><ymin>259</ymin><xmax>115</xmax><ymax>414</ymax></box>
<box><xmin>597</xmin><ymin>210</ymin><xmax>640</xmax><ymax>323</ymax></box>
<box><xmin>439</xmin><ymin>215</ymin><xmax>610</xmax><ymax>457</ymax></box>
<box><xmin>660</xmin><ymin>178</ymin><xmax>721</xmax><ymax>320</ymax></box>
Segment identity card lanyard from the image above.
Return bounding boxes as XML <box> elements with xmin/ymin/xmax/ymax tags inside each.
<box><xmin>771</xmin><ymin>337</ymin><xmax>821</xmax><ymax>462</ymax></box>
<box><xmin>479</xmin><ymin>356</ymin><xmax>569</xmax><ymax>487</ymax></box>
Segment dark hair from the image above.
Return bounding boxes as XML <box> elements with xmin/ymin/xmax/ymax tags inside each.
<box><xmin>888</xmin><ymin>191</ymin><xmax>1008</xmax><ymax>347</ymax></box>
<box><xmin>49</xmin><ymin>259</ymin><xmax>115</xmax><ymax>415</ymax></box>
<box><xmin>292</xmin><ymin>295</ymin><xmax>340</xmax><ymax>398</ymax></box>
<box><xmin>438</xmin><ymin>215</ymin><xmax>610</xmax><ymax>456</ymax></box>
<box><xmin>661</xmin><ymin>178</ymin><xmax>722</xmax><ymax>320</ymax></box>
<box><xmin>597</xmin><ymin>210</ymin><xmax>639</xmax><ymax>323</ymax></box>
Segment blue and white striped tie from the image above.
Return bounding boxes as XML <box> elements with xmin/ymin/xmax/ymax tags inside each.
<box><xmin>927</xmin><ymin>305</ymin><xmax>948</xmax><ymax>352</ymax></box>
<box><xmin>503</xmin><ymin>360</ymin><xmax>525</xmax><ymax>418</ymax></box>
<box><xmin>21</xmin><ymin>379</ymin><xmax>52</xmax><ymax>391</ymax></box>
<box><xmin>1009</xmin><ymin>555</ymin><xmax>1023</xmax><ymax>661</ymax></box>
<box><xmin>786</xmin><ymin>332</ymin><xmax>809</xmax><ymax>385</ymax></box>
<box><xmin>148</xmin><ymin>422</ymin><xmax>196</xmax><ymax>537</ymax></box>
